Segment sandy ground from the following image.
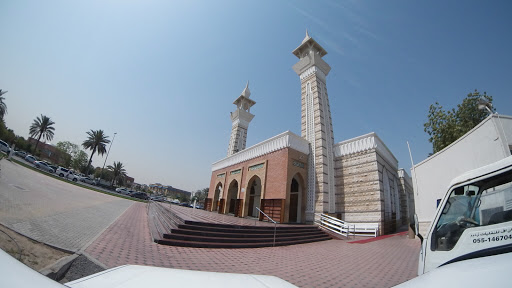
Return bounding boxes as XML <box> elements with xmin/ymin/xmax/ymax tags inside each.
<box><xmin>0</xmin><ymin>223</ymin><xmax>70</xmax><ymax>271</ymax></box>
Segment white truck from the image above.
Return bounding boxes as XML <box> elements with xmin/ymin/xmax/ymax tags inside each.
<box><xmin>415</xmin><ymin>155</ymin><xmax>512</xmax><ymax>275</ymax></box>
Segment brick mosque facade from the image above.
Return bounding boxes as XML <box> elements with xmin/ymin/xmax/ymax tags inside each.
<box><xmin>206</xmin><ymin>32</ymin><xmax>414</xmax><ymax>235</ymax></box>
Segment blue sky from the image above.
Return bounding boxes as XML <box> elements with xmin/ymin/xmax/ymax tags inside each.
<box><xmin>1</xmin><ymin>1</ymin><xmax>512</xmax><ymax>192</ymax></box>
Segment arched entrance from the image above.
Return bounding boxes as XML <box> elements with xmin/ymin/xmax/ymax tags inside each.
<box><xmin>226</xmin><ymin>180</ymin><xmax>239</xmax><ymax>214</ymax></box>
<box><xmin>245</xmin><ymin>176</ymin><xmax>262</xmax><ymax>218</ymax></box>
<box><xmin>289</xmin><ymin>174</ymin><xmax>304</xmax><ymax>223</ymax></box>
<box><xmin>213</xmin><ymin>183</ymin><xmax>223</xmax><ymax>212</ymax></box>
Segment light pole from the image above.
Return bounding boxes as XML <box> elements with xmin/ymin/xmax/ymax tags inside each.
<box><xmin>478</xmin><ymin>97</ymin><xmax>494</xmax><ymax>114</ymax></box>
<box><xmin>478</xmin><ymin>97</ymin><xmax>509</xmax><ymax>153</ymax></box>
<box><xmin>100</xmin><ymin>132</ymin><xmax>117</xmax><ymax>182</ymax></box>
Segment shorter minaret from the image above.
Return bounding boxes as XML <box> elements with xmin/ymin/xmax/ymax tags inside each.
<box><xmin>227</xmin><ymin>82</ymin><xmax>256</xmax><ymax>156</ymax></box>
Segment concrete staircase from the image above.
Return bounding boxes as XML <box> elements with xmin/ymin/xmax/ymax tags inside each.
<box><xmin>148</xmin><ymin>201</ymin><xmax>331</xmax><ymax>248</ymax></box>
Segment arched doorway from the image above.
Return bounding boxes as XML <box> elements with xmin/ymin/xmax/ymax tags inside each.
<box><xmin>289</xmin><ymin>174</ymin><xmax>303</xmax><ymax>223</ymax></box>
<box><xmin>213</xmin><ymin>183</ymin><xmax>223</xmax><ymax>212</ymax></box>
<box><xmin>245</xmin><ymin>176</ymin><xmax>262</xmax><ymax>218</ymax></box>
<box><xmin>226</xmin><ymin>180</ymin><xmax>238</xmax><ymax>214</ymax></box>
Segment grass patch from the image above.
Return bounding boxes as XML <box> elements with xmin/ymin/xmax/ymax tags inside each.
<box><xmin>11</xmin><ymin>158</ymin><xmax>146</xmax><ymax>203</ymax></box>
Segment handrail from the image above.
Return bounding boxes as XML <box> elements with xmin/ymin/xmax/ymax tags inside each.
<box><xmin>315</xmin><ymin>213</ymin><xmax>379</xmax><ymax>237</ymax></box>
<box><xmin>255</xmin><ymin>207</ymin><xmax>276</xmax><ymax>223</ymax></box>
<box><xmin>256</xmin><ymin>207</ymin><xmax>277</xmax><ymax>247</ymax></box>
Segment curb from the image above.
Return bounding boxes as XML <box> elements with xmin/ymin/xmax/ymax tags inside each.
<box><xmin>81</xmin><ymin>252</ymin><xmax>109</xmax><ymax>270</ymax></box>
<box><xmin>40</xmin><ymin>253</ymin><xmax>79</xmax><ymax>281</ymax></box>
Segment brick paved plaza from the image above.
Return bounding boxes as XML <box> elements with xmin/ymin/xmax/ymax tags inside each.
<box><xmin>87</xmin><ymin>203</ymin><xmax>420</xmax><ymax>288</ymax></box>
<box><xmin>0</xmin><ymin>161</ymin><xmax>420</xmax><ymax>287</ymax></box>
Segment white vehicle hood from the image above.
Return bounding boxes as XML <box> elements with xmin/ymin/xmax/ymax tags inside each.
<box><xmin>394</xmin><ymin>252</ymin><xmax>512</xmax><ymax>287</ymax></box>
<box><xmin>66</xmin><ymin>265</ymin><xmax>297</xmax><ymax>288</ymax></box>
<box><xmin>0</xmin><ymin>248</ymin><xmax>296</xmax><ymax>288</ymax></box>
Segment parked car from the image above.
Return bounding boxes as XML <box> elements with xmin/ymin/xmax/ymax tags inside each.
<box><xmin>14</xmin><ymin>150</ymin><xmax>27</xmax><ymax>158</ymax></box>
<box><xmin>24</xmin><ymin>155</ymin><xmax>37</xmax><ymax>164</ymax></box>
<box><xmin>151</xmin><ymin>196</ymin><xmax>166</xmax><ymax>202</ymax></box>
<box><xmin>0</xmin><ymin>140</ymin><xmax>11</xmax><ymax>155</ymax></box>
<box><xmin>34</xmin><ymin>161</ymin><xmax>55</xmax><ymax>173</ymax></box>
<box><xmin>55</xmin><ymin>167</ymin><xmax>70</xmax><ymax>177</ymax></box>
<box><xmin>48</xmin><ymin>164</ymin><xmax>58</xmax><ymax>171</ymax></box>
<box><xmin>131</xmin><ymin>192</ymin><xmax>148</xmax><ymax>200</ymax></box>
<box><xmin>80</xmin><ymin>176</ymin><xmax>97</xmax><ymax>185</ymax></box>
<box><xmin>116</xmin><ymin>188</ymin><xmax>130</xmax><ymax>195</ymax></box>
<box><xmin>55</xmin><ymin>167</ymin><xmax>79</xmax><ymax>181</ymax></box>
<box><xmin>64</xmin><ymin>170</ymin><xmax>80</xmax><ymax>182</ymax></box>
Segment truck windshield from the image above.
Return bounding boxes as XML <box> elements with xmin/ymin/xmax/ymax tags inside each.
<box><xmin>433</xmin><ymin>170</ymin><xmax>512</xmax><ymax>251</ymax></box>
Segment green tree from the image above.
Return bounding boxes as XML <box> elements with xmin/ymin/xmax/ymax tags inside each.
<box><xmin>178</xmin><ymin>194</ymin><xmax>191</xmax><ymax>203</ymax></box>
<box><xmin>56</xmin><ymin>141</ymin><xmax>80</xmax><ymax>156</ymax></box>
<box><xmin>14</xmin><ymin>136</ymin><xmax>28</xmax><ymax>152</ymax></box>
<box><xmin>55</xmin><ymin>141</ymin><xmax>78</xmax><ymax>167</ymax></box>
<box><xmin>107</xmin><ymin>161</ymin><xmax>127</xmax><ymax>186</ymax></box>
<box><xmin>102</xmin><ymin>170</ymin><xmax>114</xmax><ymax>183</ymax></box>
<box><xmin>71</xmin><ymin>150</ymin><xmax>89</xmax><ymax>172</ymax></box>
<box><xmin>82</xmin><ymin>130</ymin><xmax>110</xmax><ymax>174</ymax></box>
<box><xmin>424</xmin><ymin>90</ymin><xmax>494</xmax><ymax>154</ymax></box>
<box><xmin>3</xmin><ymin>128</ymin><xmax>16</xmax><ymax>145</ymax></box>
<box><xmin>0</xmin><ymin>89</ymin><xmax>7</xmax><ymax>121</ymax></box>
<box><xmin>193</xmin><ymin>187</ymin><xmax>208</xmax><ymax>205</ymax></box>
<box><xmin>29</xmin><ymin>114</ymin><xmax>55</xmax><ymax>153</ymax></box>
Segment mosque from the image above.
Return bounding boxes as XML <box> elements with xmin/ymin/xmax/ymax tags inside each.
<box><xmin>206</xmin><ymin>32</ymin><xmax>414</xmax><ymax>235</ymax></box>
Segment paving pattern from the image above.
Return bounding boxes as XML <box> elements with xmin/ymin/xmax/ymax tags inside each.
<box><xmin>87</xmin><ymin>203</ymin><xmax>421</xmax><ymax>288</ymax></box>
<box><xmin>0</xmin><ymin>160</ymin><xmax>133</xmax><ymax>252</ymax></box>
<box><xmin>1</xmin><ymin>159</ymin><xmax>421</xmax><ymax>287</ymax></box>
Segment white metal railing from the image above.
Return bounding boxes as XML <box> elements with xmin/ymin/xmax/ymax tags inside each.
<box><xmin>315</xmin><ymin>213</ymin><xmax>379</xmax><ymax>238</ymax></box>
<box><xmin>256</xmin><ymin>207</ymin><xmax>277</xmax><ymax>247</ymax></box>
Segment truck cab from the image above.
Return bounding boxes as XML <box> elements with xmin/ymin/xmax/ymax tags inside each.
<box><xmin>417</xmin><ymin>156</ymin><xmax>512</xmax><ymax>275</ymax></box>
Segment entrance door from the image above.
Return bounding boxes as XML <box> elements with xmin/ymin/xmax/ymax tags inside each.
<box><xmin>289</xmin><ymin>193</ymin><xmax>298</xmax><ymax>222</ymax></box>
<box><xmin>229</xmin><ymin>200</ymin><xmax>236</xmax><ymax>214</ymax></box>
<box><xmin>248</xmin><ymin>195</ymin><xmax>254</xmax><ymax>216</ymax></box>
<box><xmin>227</xmin><ymin>181</ymin><xmax>238</xmax><ymax>214</ymax></box>
<box><xmin>214</xmin><ymin>184</ymin><xmax>222</xmax><ymax>212</ymax></box>
<box><xmin>245</xmin><ymin>176</ymin><xmax>262</xmax><ymax>217</ymax></box>
<box><xmin>289</xmin><ymin>177</ymin><xmax>301</xmax><ymax>223</ymax></box>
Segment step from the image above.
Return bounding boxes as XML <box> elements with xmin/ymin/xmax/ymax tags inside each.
<box><xmin>166</xmin><ymin>228</ymin><xmax>326</xmax><ymax>239</ymax></box>
<box><xmin>164</xmin><ymin>233</ymin><xmax>330</xmax><ymax>244</ymax></box>
<box><xmin>156</xmin><ymin>236</ymin><xmax>332</xmax><ymax>248</ymax></box>
<box><xmin>178</xmin><ymin>223</ymin><xmax>320</xmax><ymax>235</ymax></box>
<box><xmin>184</xmin><ymin>220</ymin><xmax>315</xmax><ymax>231</ymax></box>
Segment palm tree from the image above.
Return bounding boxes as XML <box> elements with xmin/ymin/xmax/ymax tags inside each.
<box><xmin>82</xmin><ymin>130</ymin><xmax>110</xmax><ymax>174</ymax></box>
<box><xmin>107</xmin><ymin>161</ymin><xmax>126</xmax><ymax>186</ymax></box>
<box><xmin>29</xmin><ymin>114</ymin><xmax>55</xmax><ymax>153</ymax></box>
<box><xmin>0</xmin><ymin>89</ymin><xmax>7</xmax><ymax>120</ymax></box>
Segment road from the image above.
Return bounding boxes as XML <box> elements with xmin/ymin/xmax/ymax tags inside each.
<box><xmin>0</xmin><ymin>159</ymin><xmax>134</xmax><ymax>252</ymax></box>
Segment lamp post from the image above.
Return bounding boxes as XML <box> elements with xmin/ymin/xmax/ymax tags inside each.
<box><xmin>478</xmin><ymin>97</ymin><xmax>494</xmax><ymax>114</ymax></box>
<box><xmin>100</xmin><ymin>132</ymin><xmax>117</xmax><ymax>182</ymax></box>
<box><xmin>478</xmin><ymin>98</ymin><xmax>509</xmax><ymax>153</ymax></box>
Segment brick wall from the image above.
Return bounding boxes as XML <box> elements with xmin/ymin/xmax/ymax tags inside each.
<box><xmin>208</xmin><ymin>147</ymin><xmax>308</xmax><ymax>223</ymax></box>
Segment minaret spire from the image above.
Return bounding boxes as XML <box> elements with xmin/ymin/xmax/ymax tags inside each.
<box><xmin>227</xmin><ymin>82</ymin><xmax>256</xmax><ymax>156</ymax></box>
<box><xmin>292</xmin><ymin>31</ymin><xmax>336</xmax><ymax>221</ymax></box>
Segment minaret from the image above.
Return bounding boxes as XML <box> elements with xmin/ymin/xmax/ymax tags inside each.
<box><xmin>292</xmin><ymin>31</ymin><xmax>336</xmax><ymax>221</ymax></box>
<box><xmin>227</xmin><ymin>82</ymin><xmax>256</xmax><ymax>156</ymax></box>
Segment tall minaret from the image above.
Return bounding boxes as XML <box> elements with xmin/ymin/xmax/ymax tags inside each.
<box><xmin>292</xmin><ymin>31</ymin><xmax>336</xmax><ymax>221</ymax></box>
<box><xmin>227</xmin><ymin>82</ymin><xmax>256</xmax><ymax>156</ymax></box>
